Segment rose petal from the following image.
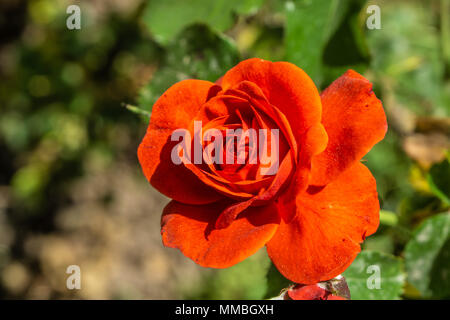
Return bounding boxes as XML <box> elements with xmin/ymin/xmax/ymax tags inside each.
<box><xmin>161</xmin><ymin>200</ymin><xmax>280</xmax><ymax>268</ymax></box>
<box><xmin>275</xmin><ymin>122</ymin><xmax>328</xmax><ymax>223</ymax></box>
<box><xmin>214</xmin><ymin>150</ymin><xmax>294</xmax><ymax>229</ymax></box>
<box><xmin>221</xmin><ymin>58</ymin><xmax>323</xmax><ymax>139</ymax></box>
<box><xmin>225</xmin><ymin>80</ymin><xmax>298</xmax><ymax>162</ymax></box>
<box><xmin>222</xmin><ymin>59</ymin><xmax>327</xmax><ymax>192</ymax></box>
<box><xmin>138</xmin><ymin>80</ymin><xmax>224</xmax><ymax>205</ymax></box>
<box><xmin>267</xmin><ymin>163</ymin><xmax>380</xmax><ymax>284</ymax></box>
<box><xmin>186</xmin><ymin>90</ymin><xmax>292</xmax><ymax>199</ymax></box>
<box><xmin>310</xmin><ymin>70</ymin><xmax>387</xmax><ymax>186</ymax></box>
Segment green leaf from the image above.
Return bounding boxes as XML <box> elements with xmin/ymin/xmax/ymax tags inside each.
<box><xmin>138</xmin><ymin>24</ymin><xmax>240</xmax><ymax>111</ymax></box>
<box><xmin>343</xmin><ymin>251</ymin><xmax>405</xmax><ymax>300</ymax></box>
<box><xmin>322</xmin><ymin>0</ymin><xmax>370</xmax><ymax>85</ymax></box>
<box><xmin>364</xmin><ymin>131</ymin><xmax>413</xmax><ymax>211</ymax></box>
<box><xmin>367</xmin><ymin>1</ymin><xmax>447</xmax><ymax>116</ymax></box>
<box><xmin>442</xmin><ymin>0</ymin><xmax>450</xmax><ymax>67</ymax></box>
<box><xmin>362</xmin><ymin>234</ymin><xmax>395</xmax><ymax>254</ymax></box>
<box><xmin>264</xmin><ymin>263</ymin><xmax>291</xmax><ymax>299</ymax></box>
<box><xmin>427</xmin><ymin>156</ymin><xmax>450</xmax><ymax>205</ymax></box>
<box><xmin>123</xmin><ymin>104</ymin><xmax>151</xmax><ymax>120</ymax></box>
<box><xmin>379</xmin><ymin>210</ymin><xmax>399</xmax><ymax>227</ymax></box>
<box><xmin>184</xmin><ymin>249</ymin><xmax>271</xmax><ymax>299</ymax></box>
<box><xmin>11</xmin><ymin>163</ymin><xmax>49</xmax><ymax>200</ymax></box>
<box><xmin>284</xmin><ymin>0</ymin><xmax>351</xmax><ymax>85</ymax></box>
<box><xmin>142</xmin><ymin>0</ymin><xmax>264</xmax><ymax>44</ymax></box>
<box><xmin>404</xmin><ymin>213</ymin><xmax>450</xmax><ymax>298</ymax></box>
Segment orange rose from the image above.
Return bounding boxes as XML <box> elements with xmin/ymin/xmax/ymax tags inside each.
<box><xmin>138</xmin><ymin>58</ymin><xmax>387</xmax><ymax>284</ymax></box>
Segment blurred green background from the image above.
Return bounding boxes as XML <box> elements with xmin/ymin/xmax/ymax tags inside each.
<box><xmin>0</xmin><ymin>0</ymin><xmax>448</xmax><ymax>299</ymax></box>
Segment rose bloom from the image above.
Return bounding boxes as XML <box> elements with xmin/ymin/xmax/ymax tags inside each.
<box><xmin>138</xmin><ymin>58</ymin><xmax>387</xmax><ymax>284</ymax></box>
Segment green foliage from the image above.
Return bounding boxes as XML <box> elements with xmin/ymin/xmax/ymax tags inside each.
<box><xmin>343</xmin><ymin>251</ymin><xmax>405</xmax><ymax>300</ymax></box>
<box><xmin>138</xmin><ymin>25</ymin><xmax>240</xmax><ymax>111</ymax></box>
<box><xmin>379</xmin><ymin>210</ymin><xmax>399</xmax><ymax>227</ymax></box>
<box><xmin>364</xmin><ymin>131</ymin><xmax>413</xmax><ymax>211</ymax></box>
<box><xmin>321</xmin><ymin>0</ymin><xmax>370</xmax><ymax>85</ymax></box>
<box><xmin>367</xmin><ymin>1</ymin><xmax>448</xmax><ymax>117</ymax></box>
<box><xmin>404</xmin><ymin>213</ymin><xmax>450</xmax><ymax>299</ymax></box>
<box><xmin>284</xmin><ymin>0</ymin><xmax>346</xmax><ymax>84</ymax></box>
<box><xmin>184</xmin><ymin>250</ymin><xmax>271</xmax><ymax>299</ymax></box>
<box><xmin>362</xmin><ymin>234</ymin><xmax>395</xmax><ymax>255</ymax></box>
<box><xmin>427</xmin><ymin>156</ymin><xmax>450</xmax><ymax>205</ymax></box>
<box><xmin>284</xmin><ymin>0</ymin><xmax>369</xmax><ymax>86</ymax></box>
<box><xmin>142</xmin><ymin>0</ymin><xmax>264</xmax><ymax>44</ymax></box>
<box><xmin>264</xmin><ymin>263</ymin><xmax>291</xmax><ymax>299</ymax></box>
<box><xmin>11</xmin><ymin>164</ymin><xmax>50</xmax><ymax>203</ymax></box>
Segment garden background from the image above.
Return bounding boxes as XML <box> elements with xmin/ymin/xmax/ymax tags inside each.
<box><xmin>0</xmin><ymin>0</ymin><xmax>449</xmax><ymax>299</ymax></box>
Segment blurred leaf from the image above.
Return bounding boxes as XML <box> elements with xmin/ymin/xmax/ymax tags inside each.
<box><xmin>427</xmin><ymin>156</ymin><xmax>450</xmax><ymax>205</ymax></box>
<box><xmin>404</xmin><ymin>133</ymin><xmax>450</xmax><ymax>167</ymax></box>
<box><xmin>322</xmin><ymin>0</ymin><xmax>370</xmax><ymax>85</ymax></box>
<box><xmin>185</xmin><ymin>249</ymin><xmax>271</xmax><ymax>299</ymax></box>
<box><xmin>245</xmin><ymin>25</ymin><xmax>285</xmax><ymax>61</ymax></box>
<box><xmin>379</xmin><ymin>210</ymin><xmax>399</xmax><ymax>227</ymax></box>
<box><xmin>235</xmin><ymin>0</ymin><xmax>266</xmax><ymax>15</ymax></box>
<box><xmin>367</xmin><ymin>1</ymin><xmax>447</xmax><ymax>116</ymax></box>
<box><xmin>264</xmin><ymin>262</ymin><xmax>291</xmax><ymax>299</ymax></box>
<box><xmin>364</xmin><ymin>131</ymin><xmax>413</xmax><ymax>211</ymax></box>
<box><xmin>441</xmin><ymin>0</ymin><xmax>450</xmax><ymax>67</ymax></box>
<box><xmin>362</xmin><ymin>235</ymin><xmax>395</xmax><ymax>254</ymax></box>
<box><xmin>284</xmin><ymin>0</ymin><xmax>346</xmax><ymax>83</ymax></box>
<box><xmin>0</xmin><ymin>113</ymin><xmax>29</xmax><ymax>151</ymax></box>
<box><xmin>138</xmin><ymin>24</ymin><xmax>240</xmax><ymax>111</ymax></box>
<box><xmin>11</xmin><ymin>163</ymin><xmax>49</xmax><ymax>202</ymax></box>
<box><xmin>124</xmin><ymin>104</ymin><xmax>150</xmax><ymax>119</ymax></box>
<box><xmin>142</xmin><ymin>0</ymin><xmax>264</xmax><ymax>44</ymax></box>
<box><xmin>343</xmin><ymin>251</ymin><xmax>405</xmax><ymax>300</ymax></box>
<box><xmin>404</xmin><ymin>213</ymin><xmax>450</xmax><ymax>298</ymax></box>
<box><xmin>399</xmin><ymin>190</ymin><xmax>442</xmax><ymax>230</ymax></box>
<box><xmin>402</xmin><ymin>280</ymin><xmax>422</xmax><ymax>299</ymax></box>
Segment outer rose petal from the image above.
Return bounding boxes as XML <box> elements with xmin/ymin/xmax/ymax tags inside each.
<box><xmin>276</xmin><ymin>123</ymin><xmax>328</xmax><ymax>223</ymax></box>
<box><xmin>221</xmin><ymin>58</ymin><xmax>323</xmax><ymax>139</ymax></box>
<box><xmin>161</xmin><ymin>201</ymin><xmax>280</xmax><ymax>268</ymax></box>
<box><xmin>310</xmin><ymin>70</ymin><xmax>387</xmax><ymax>186</ymax></box>
<box><xmin>267</xmin><ymin>163</ymin><xmax>380</xmax><ymax>284</ymax></box>
<box><xmin>221</xmin><ymin>58</ymin><xmax>328</xmax><ymax>197</ymax></box>
<box><xmin>138</xmin><ymin>80</ymin><xmax>223</xmax><ymax>205</ymax></box>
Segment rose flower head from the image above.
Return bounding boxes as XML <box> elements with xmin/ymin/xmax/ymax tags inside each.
<box><xmin>138</xmin><ymin>58</ymin><xmax>387</xmax><ymax>284</ymax></box>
